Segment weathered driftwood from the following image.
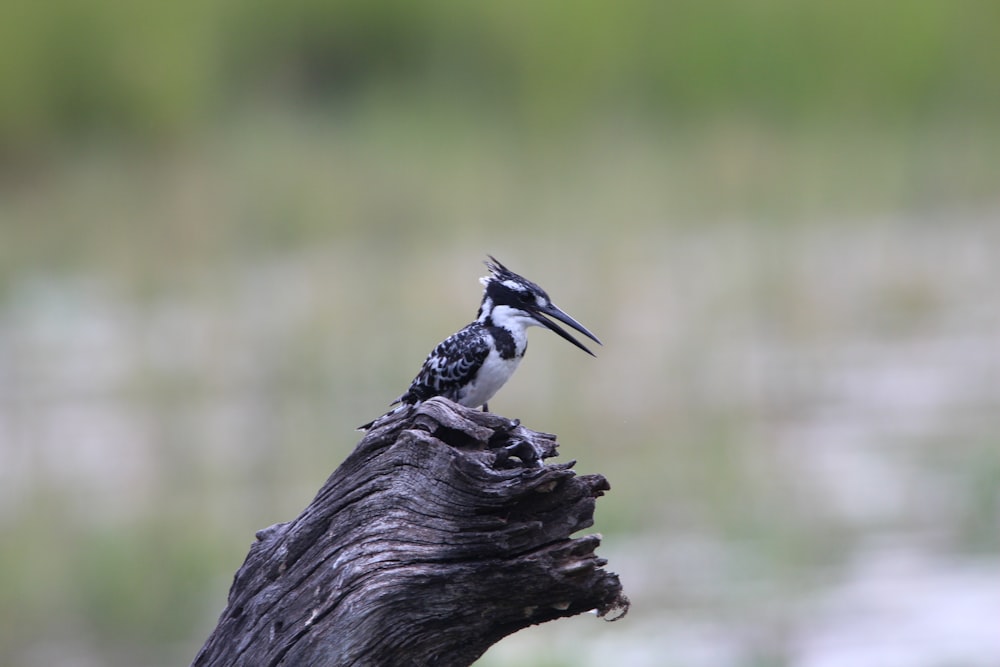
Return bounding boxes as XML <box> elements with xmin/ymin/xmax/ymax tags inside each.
<box><xmin>193</xmin><ymin>397</ymin><xmax>627</xmax><ymax>667</ymax></box>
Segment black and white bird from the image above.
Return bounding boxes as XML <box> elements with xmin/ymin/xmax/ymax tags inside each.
<box><xmin>360</xmin><ymin>256</ymin><xmax>601</xmax><ymax>429</ymax></box>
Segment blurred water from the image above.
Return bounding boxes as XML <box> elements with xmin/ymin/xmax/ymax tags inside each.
<box><xmin>1</xmin><ymin>213</ymin><xmax>998</xmax><ymax>666</ymax></box>
<box><xmin>485</xmin><ymin>542</ymin><xmax>1000</xmax><ymax>667</ymax></box>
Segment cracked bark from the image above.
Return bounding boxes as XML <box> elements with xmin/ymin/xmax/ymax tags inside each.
<box><xmin>193</xmin><ymin>397</ymin><xmax>628</xmax><ymax>667</ymax></box>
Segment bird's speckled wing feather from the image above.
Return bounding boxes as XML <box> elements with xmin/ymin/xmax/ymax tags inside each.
<box><xmin>394</xmin><ymin>323</ymin><xmax>490</xmax><ymax>405</ymax></box>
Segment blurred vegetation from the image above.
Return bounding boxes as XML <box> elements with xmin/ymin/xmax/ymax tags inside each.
<box><xmin>2</xmin><ymin>2</ymin><xmax>999</xmax><ymax>667</ymax></box>
<box><xmin>2</xmin><ymin>0</ymin><xmax>999</xmax><ymax>152</ymax></box>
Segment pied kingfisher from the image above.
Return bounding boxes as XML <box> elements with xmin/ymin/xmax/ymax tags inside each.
<box><xmin>360</xmin><ymin>256</ymin><xmax>601</xmax><ymax>429</ymax></box>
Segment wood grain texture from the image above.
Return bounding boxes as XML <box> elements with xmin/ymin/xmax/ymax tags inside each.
<box><xmin>193</xmin><ymin>397</ymin><xmax>628</xmax><ymax>667</ymax></box>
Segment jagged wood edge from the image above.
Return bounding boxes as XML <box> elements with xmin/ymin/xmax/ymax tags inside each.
<box><xmin>193</xmin><ymin>397</ymin><xmax>628</xmax><ymax>667</ymax></box>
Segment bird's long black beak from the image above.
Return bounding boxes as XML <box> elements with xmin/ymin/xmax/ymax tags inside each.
<box><xmin>532</xmin><ymin>302</ymin><xmax>602</xmax><ymax>357</ymax></box>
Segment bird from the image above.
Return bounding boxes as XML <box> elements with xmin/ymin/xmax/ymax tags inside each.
<box><xmin>359</xmin><ymin>256</ymin><xmax>601</xmax><ymax>430</ymax></box>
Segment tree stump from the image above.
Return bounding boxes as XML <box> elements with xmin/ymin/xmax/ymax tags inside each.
<box><xmin>193</xmin><ymin>397</ymin><xmax>628</xmax><ymax>667</ymax></box>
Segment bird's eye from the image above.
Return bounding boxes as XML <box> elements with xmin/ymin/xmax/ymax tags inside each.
<box><xmin>518</xmin><ymin>292</ymin><xmax>534</xmax><ymax>303</ymax></box>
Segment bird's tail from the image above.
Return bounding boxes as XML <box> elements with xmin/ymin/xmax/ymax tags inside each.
<box><xmin>357</xmin><ymin>404</ymin><xmax>409</xmax><ymax>431</ymax></box>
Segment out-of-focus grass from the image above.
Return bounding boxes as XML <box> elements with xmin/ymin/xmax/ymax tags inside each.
<box><xmin>1</xmin><ymin>106</ymin><xmax>998</xmax><ymax>667</ymax></box>
<box><xmin>1</xmin><ymin>0</ymin><xmax>1000</xmax><ymax>644</ymax></box>
<box><xmin>2</xmin><ymin>0</ymin><xmax>998</xmax><ymax>149</ymax></box>
<box><xmin>2</xmin><ymin>2</ymin><xmax>999</xmax><ymax>664</ymax></box>
<box><xmin>3</xmin><ymin>109</ymin><xmax>999</xmax><ymax>284</ymax></box>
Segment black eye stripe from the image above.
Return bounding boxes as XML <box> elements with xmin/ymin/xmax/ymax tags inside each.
<box><xmin>485</xmin><ymin>278</ymin><xmax>548</xmax><ymax>307</ymax></box>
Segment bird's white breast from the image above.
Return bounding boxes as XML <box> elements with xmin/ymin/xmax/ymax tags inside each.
<box><xmin>456</xmin><ymin>347</ymin><xmax>522</xmax><ymax>408</ymax></box>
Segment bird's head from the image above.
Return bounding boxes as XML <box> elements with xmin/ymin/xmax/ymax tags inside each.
<box><xmin>477</xmin><ymin>256</ymin><xmax>602</xmax><ymax>356</ymax></box>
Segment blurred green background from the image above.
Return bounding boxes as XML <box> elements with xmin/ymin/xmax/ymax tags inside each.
<box><xmin>2</xmin><ymin>1</ymin><xmax>999</xmax><ymax>666</ymax></box>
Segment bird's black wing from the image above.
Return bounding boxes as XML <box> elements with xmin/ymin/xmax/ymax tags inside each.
<box><xmin>394</xmin><ymin>323</ymin><xmax>490</xmax><ymax>405</ymax></box>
